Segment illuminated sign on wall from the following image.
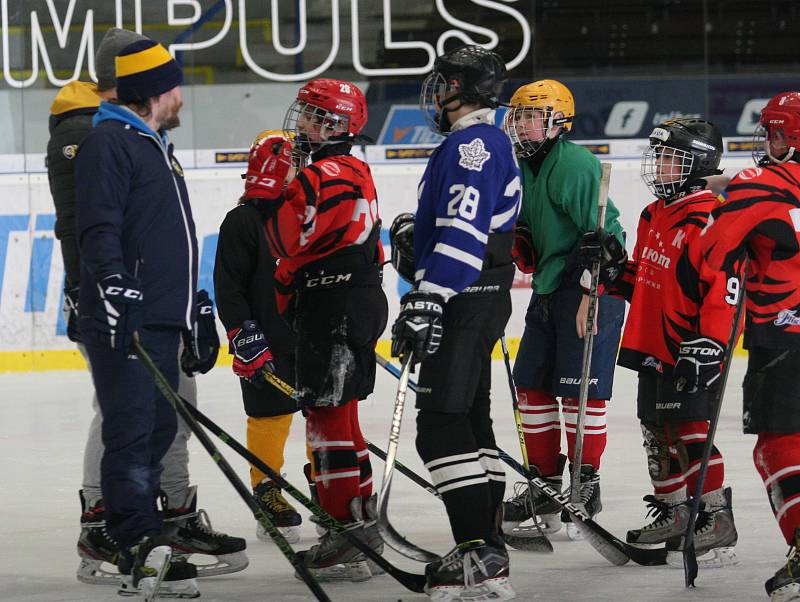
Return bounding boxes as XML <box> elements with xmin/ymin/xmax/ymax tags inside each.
<box><xmin>2</xmin><ymin>0</ymin><xmax>531</xmax><ymax>88</ymax></box>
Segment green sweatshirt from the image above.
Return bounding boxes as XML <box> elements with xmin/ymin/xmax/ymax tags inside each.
<box><xmin>518</xmin><ymin>139</ymin><xmax>624</xmax><ymax>294</ymax></box>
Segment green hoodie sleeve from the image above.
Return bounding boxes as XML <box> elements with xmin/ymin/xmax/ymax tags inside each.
<box><xmin>548</xmin><ymin>147</ymin><xmax>624</xmax><ymax>245</ymax></box>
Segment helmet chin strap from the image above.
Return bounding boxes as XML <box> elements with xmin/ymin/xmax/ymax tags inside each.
<box><xmin>768</xmin><ymin>145</ymin><xmax>797</xmax><ymax>165</ymax></box>
<box><xmin>437</xmin><ymin>92</ymin><xmax>466</xmax><ymax>133</ymax></box>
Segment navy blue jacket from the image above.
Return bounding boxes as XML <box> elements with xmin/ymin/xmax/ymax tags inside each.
<box><xmin>75</xmin><ymin>102</ymin><xmax>198</xmax><ymax>332</ymax></box>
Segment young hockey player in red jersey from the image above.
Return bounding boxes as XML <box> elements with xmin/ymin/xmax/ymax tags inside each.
<box><xmin>697</xmin><ymin>92</ymin><xmax>800</xmax><ymax>600</ymax></box>
<box><xmin>581</xmin><ymin>118</ymin><xmax>739</xmax><ymax>568</ymax></box>
<box><xmin>247</xmin><ymin>79</ymin><xmax>388</xmax><ymax>582</ymax></box>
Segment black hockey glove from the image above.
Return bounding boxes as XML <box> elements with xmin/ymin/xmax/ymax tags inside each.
<box><xmin>674</xmin><ymin>337</ymin><xmax>725</xmax><ymax>394</ymax></box>
<box><xmin>93</xmin><ymin>273</ymin><xmax>143</xmax><ymax>354</ymax></box>
<box><xmin>181</xmin><ymin>290</ymin><xmax>220</xmax><ymax>376</ymax></box>
<box><xmin>578</xmin><ymin>229</ymin><xmax>627</xmax><ymax>290</ymax></box>
<box><xmin>391</xmin><ymin>290</ymin><xmax>444</xmax><ymax>363</ymax></box>
<box><xmin>390</xmin><ymin>212</ymin><xmax>416</xmax><ymax>284</ymax></box>
<box><xmin>63</xmin><ymin>284</ymin><xmax>81</xmax><ymax>343</ymax></box>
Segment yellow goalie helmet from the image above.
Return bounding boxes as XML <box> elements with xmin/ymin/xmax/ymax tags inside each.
<box><xmin>503</xmin><ymin>79</ymin><xmax>575</xmax><ymax>158</ymax></box>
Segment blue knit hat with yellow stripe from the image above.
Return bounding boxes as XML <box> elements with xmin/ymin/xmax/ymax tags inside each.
<box><xmin>115</xmin><ymin>39</ymin><xmax>183</xmax><ymax>103</ymax></box>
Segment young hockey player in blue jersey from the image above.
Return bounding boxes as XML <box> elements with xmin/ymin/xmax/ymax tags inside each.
<box><xmin>390</xmin><ymin>45</ymin><xmax>521</xmax><ymax>602</ymax></box>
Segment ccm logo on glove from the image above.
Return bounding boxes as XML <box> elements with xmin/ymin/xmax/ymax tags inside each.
<box><xmin>102</xmin><ymin>285</ymin><xmax>143</xmax><ymax>300</ymax></box>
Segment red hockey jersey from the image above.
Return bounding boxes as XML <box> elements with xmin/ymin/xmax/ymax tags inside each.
<box><xmin>614</xmin><ymin>189</ymin><xmax>739</xmax><ymax>376</ymax></box>
<box><xmin>700</xmin><ymin>162</ymin><xmax>800</xmax><ymax>349</ymax></box>
<box><xmin>264</xmin><ymin>154</ymin><xmax>382</xmax><ymax>313</ymax></box>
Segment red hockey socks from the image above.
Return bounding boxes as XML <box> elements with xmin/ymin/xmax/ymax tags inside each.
<box><xmin>676</xmin><ymin>421</ymin><xmax>724</xmax><ymax>495</ymax></box>
<box><xmin>306</xmin><ymin>402</ymin><xmax>361</xmax><ymax>521</ymax></box>
<box><xmin>563</xmin><ymin>398</ymin><xmax>607</xmax><ymax>469</ymax></box>
<box><xmin>348</xmin><ymin>402</ymin><xmax>373</xmax><ymax>501</ymax></box>
<box><xmin>517</xmin><ymin>387</ymin><xmax>561</xmax><ymax>475</ymax></box>
<box><xmin>754</xmin><ymin>432</ymin><xmax>800</xmax><ymax>545</ymax></box>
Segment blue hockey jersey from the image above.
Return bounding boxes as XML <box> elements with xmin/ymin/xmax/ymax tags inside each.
<box><xmin>414</xmin><ymin>113</ymin><xmax>521</xmax><ymax>300</ymax></box>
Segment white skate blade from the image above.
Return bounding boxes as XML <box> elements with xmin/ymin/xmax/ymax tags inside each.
<box><xmin>503</xmin><ymin>526</ymin><xmax>554</xmax><ymax>553</ymax></box>
<box><xmin>666</xmin><ymin>546</ymin><xmax>739</xmax><ymax>569</ymax></box>
<box><xmin>117</xmin><ymin>576</ymin><xmax>200</xmax><ymax>599</ymax></box>
<box><xmin>297</xmin><ymin>559</ymin><xmax>371</xmax><ymax>582</ymax></box>
<box><xmin>426</xmin><ymin>576</ymin><xmax>516</xmax><ymax>601</ymax></box>
<box><xmin>257</xmin><ymin>523</ymin><xmax>301</xmax><ymax>545</ymax></box>
<box><xmin>771</xmin><ymin>583</ymin><xmax>800</xmax><ymax>601</ymax></box>
<box><xmin>77</xmin><ymin>557</ymin><xmax>120</xmax><ymax>585</ymax></box>
<box><xmin>187</xmin><ymin>551</ymin><xmax>249</xmax><ymax>577</ymax></box>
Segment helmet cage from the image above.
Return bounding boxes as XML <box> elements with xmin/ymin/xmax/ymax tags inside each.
<box><xmin>641</xmin><ymin>142</ymin><xmax>696</xmax><ymax>200</ymax></box>
<box><xmin>503</xmin><ymin>105</ymin><xmax>567</xmax><ymax>158</ymax></box>
<box><xmin>420</xmin><ymin>71</ymin><xmax>454</xmax><ymax>134</ymax></box>
<box><xmin>283</xmin><ymin>100</ymin><xmax>351</xmax><ymax>157</ymax></box>
<box><xmin>753</xmin><ymin>122</ymin><xmax>797</xmax><ymax>166</ymax></box>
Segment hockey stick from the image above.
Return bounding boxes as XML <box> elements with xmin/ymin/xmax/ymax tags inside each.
<box><xmin>500</xmin><ymin>335</ymin><xmax>553</xmax><ymax>553</ymax></box>
<box><xmin>172</xmin><ymin>369</ymin><xmax>429</xmax><ymax>593</ymax></box>
<box><xmin>497</xmin><ymin>449</ymin><xmax>669</xmax><ymax>567</ymax></box>
<box><xmin>378</xmin><ymin>352</ymin><xmax>441</xmax><ymax>563</ymax></box>
<box><xmin>681</xmin><ymin>278</ymin><xmax>747</xmax><ymax>587</ymax></box>
<box><xmin>365</xmin><ymin>440</ymin><xmax>440</xmax><ymax>498</ymax></box>
<box><xmin>571</xmin><ymin>161</ymin><xmax>612</xmax><ymax>503</ymax></box>
<box><xmin>258</xmin><ymin>364</ymin><xmax>438</xmax><ymax>563</ymax></box>
<box><xmin>131</xmin><ymin>337</ymin><xmax>331</xmax><ymax>602</ymax></box>
<box><xmin>376</xmin><ymin>351</ymin><xmax>668</xmax><ymax>567</ymax></box>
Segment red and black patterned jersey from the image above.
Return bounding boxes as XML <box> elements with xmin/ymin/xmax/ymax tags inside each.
<box><xmin>264</xmin><ymin>154</ymin><xmax>383</xmax><ymax>313</ymax></box>
<box><xmin>700</xmin><ymin>162</ymin><xmax>800</xmax><ymax>349</ymax></box>
<box><xmin>613</xmin><ymin>189</ymin><xmax>740</xmax><ymax>375</ymax></box>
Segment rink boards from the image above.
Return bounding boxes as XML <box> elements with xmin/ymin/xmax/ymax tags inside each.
<box><xmin>0</xmin><ymin>145</ymin><xmax>753</xmax><ymax>371</ymax></box>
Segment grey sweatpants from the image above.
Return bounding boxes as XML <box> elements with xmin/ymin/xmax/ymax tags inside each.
<box><xmin>79</xmin><ymin>343</ymin><xmax>197</xmax><ymax>505</ymax></box>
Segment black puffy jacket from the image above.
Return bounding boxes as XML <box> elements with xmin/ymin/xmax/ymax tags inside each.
<box><xmin>46</xmin><ymin>81</ymin><xmax>100</xmax><ymax>289</ymax></box>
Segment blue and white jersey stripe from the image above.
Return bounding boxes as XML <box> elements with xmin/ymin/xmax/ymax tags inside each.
<box><xmin>414</xmin><ymin>122</ymin><xmax>521</xmax><ymax>300</ymax></box>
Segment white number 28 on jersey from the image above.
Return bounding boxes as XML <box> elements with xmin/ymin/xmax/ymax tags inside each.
<box><xmin>447</xmin><ymin>184</ymin><xmax>480</xmax><ymax>220</ymax></box>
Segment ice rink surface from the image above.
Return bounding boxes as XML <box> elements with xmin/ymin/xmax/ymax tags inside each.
<box><xmin>0</xmin><ymin>357</ymin><xmax>787</xmax><ymax>601</ymax></box>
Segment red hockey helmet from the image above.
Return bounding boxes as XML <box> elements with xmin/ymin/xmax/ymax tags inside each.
<box><xmin>283</xmin><ymin>79</ymin><xmax>367</xmax><ymax>154</ymax></box>
<box><xmin>753</xmin><ymin>91</ymin><xmax>800</xmax><ymax>165</ymax></box>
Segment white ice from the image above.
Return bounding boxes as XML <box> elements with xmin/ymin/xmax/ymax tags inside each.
<box><xmin>0</xmin><ymin>357</ymin><xmax>787</xmax><ymax>601</ymax></box>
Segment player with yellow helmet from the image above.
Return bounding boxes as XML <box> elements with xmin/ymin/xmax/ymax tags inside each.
<box><xmin>500</xmin><ymin>80</ymin><xmax>626</xmax><ymax>545</ymax></box>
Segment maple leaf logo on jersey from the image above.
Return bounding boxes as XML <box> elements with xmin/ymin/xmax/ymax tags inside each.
<box><xmin>458</xmin><ymin>138</ymin><xmax>491</xmax><ymax>171</ymax></box>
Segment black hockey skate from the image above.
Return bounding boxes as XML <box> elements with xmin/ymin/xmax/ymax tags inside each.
<box><xmin>363</xmin><ymin>494</ymin><xmax>386</xmax><ymax>576</ymax></box>
<box><xmin>503</xmin><ymin>458</ymin><xmax>563</xmax><ymax>524</ymax></box>
<box><xmin>626</xmin><ymin>493</ymin><xmax>690</xmax><ymax>548</ymax></box>
<box><xmin>424</xmin><ymin>539</ymin><xmax>515</xmax><ymax>602</ymax></box>
<box><xmin>117</xmin><ymin>535</ymin><xmax>199</xmax><ymax>600</ymax></box>
<box><xmin>562</xmin><ymin>465</ymin><xmax>602</xmax><ymax>541</ymax></box>
<box><xmin>665</xmin><ymin>487</ymin><xmax>739</xmax><ymax>569</ymax></box>
<box><xmin>254</xmin><ymin>479</ymin><xmax>303</xmax><ymax>544</ymax></box>
<box><xmin>162</xmin><ymin>486</ymin><xmax>249</xmax><ymax>577</ymax></box>
<box><xmin>296</xmin><ymin>497</ymin><xmax>371</xmax><ymax>582</ymax></box>
<box><xmin>76</xmin><ymin>490</ymin><xmax>122</xmax><ymax>585</ymax></box>
<box><xmin>766</xmin><ymin>530</ymin><xmax>800</xmax><ymax>601</ymax></box>
<box><xmin>304</xmin><ymin>463</ymin><xmax>327</xmax><ymax>538</ymax></box>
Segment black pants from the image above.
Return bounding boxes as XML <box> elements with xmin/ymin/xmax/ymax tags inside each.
<box><xmin>415</xmin><ymin>291</ymin><xmax>511</xmax><ymax>545</ymax></box>
<box><xmin>86</xmin><ymin>326</ymin><xmax>181</xmax><ymax>548</ymax></box>
<box><xmin>743</xmin><ymin>347</ymin><xmax>800</xmax><ymax>433</ymax></box>
<box><xmin>294</xmin><ymin>284</ymin><xmax>388</xmax><ymax>407</ymax></box>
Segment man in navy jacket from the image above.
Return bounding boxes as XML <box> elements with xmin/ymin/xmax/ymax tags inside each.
<box><xmin>75</xmin><ymin>38</ymin><xmax>211</xmax><ymax>595</ymax></box>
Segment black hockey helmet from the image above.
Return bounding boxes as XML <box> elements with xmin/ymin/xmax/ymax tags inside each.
<box><xmin>420</xmin><ymin>45</ymin><xmax>507</xmax><ymax>135</ymax></box>
<box><xmin>641</xmin><ymin>117</ymin><xmax>724</xmax><ymax>201</ymax></box>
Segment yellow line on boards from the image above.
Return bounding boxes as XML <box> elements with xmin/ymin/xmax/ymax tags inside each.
<box><xmin>0</xmin><ymin>338</ymin><xmax>747</xmax><ymax>373</ymax></box>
